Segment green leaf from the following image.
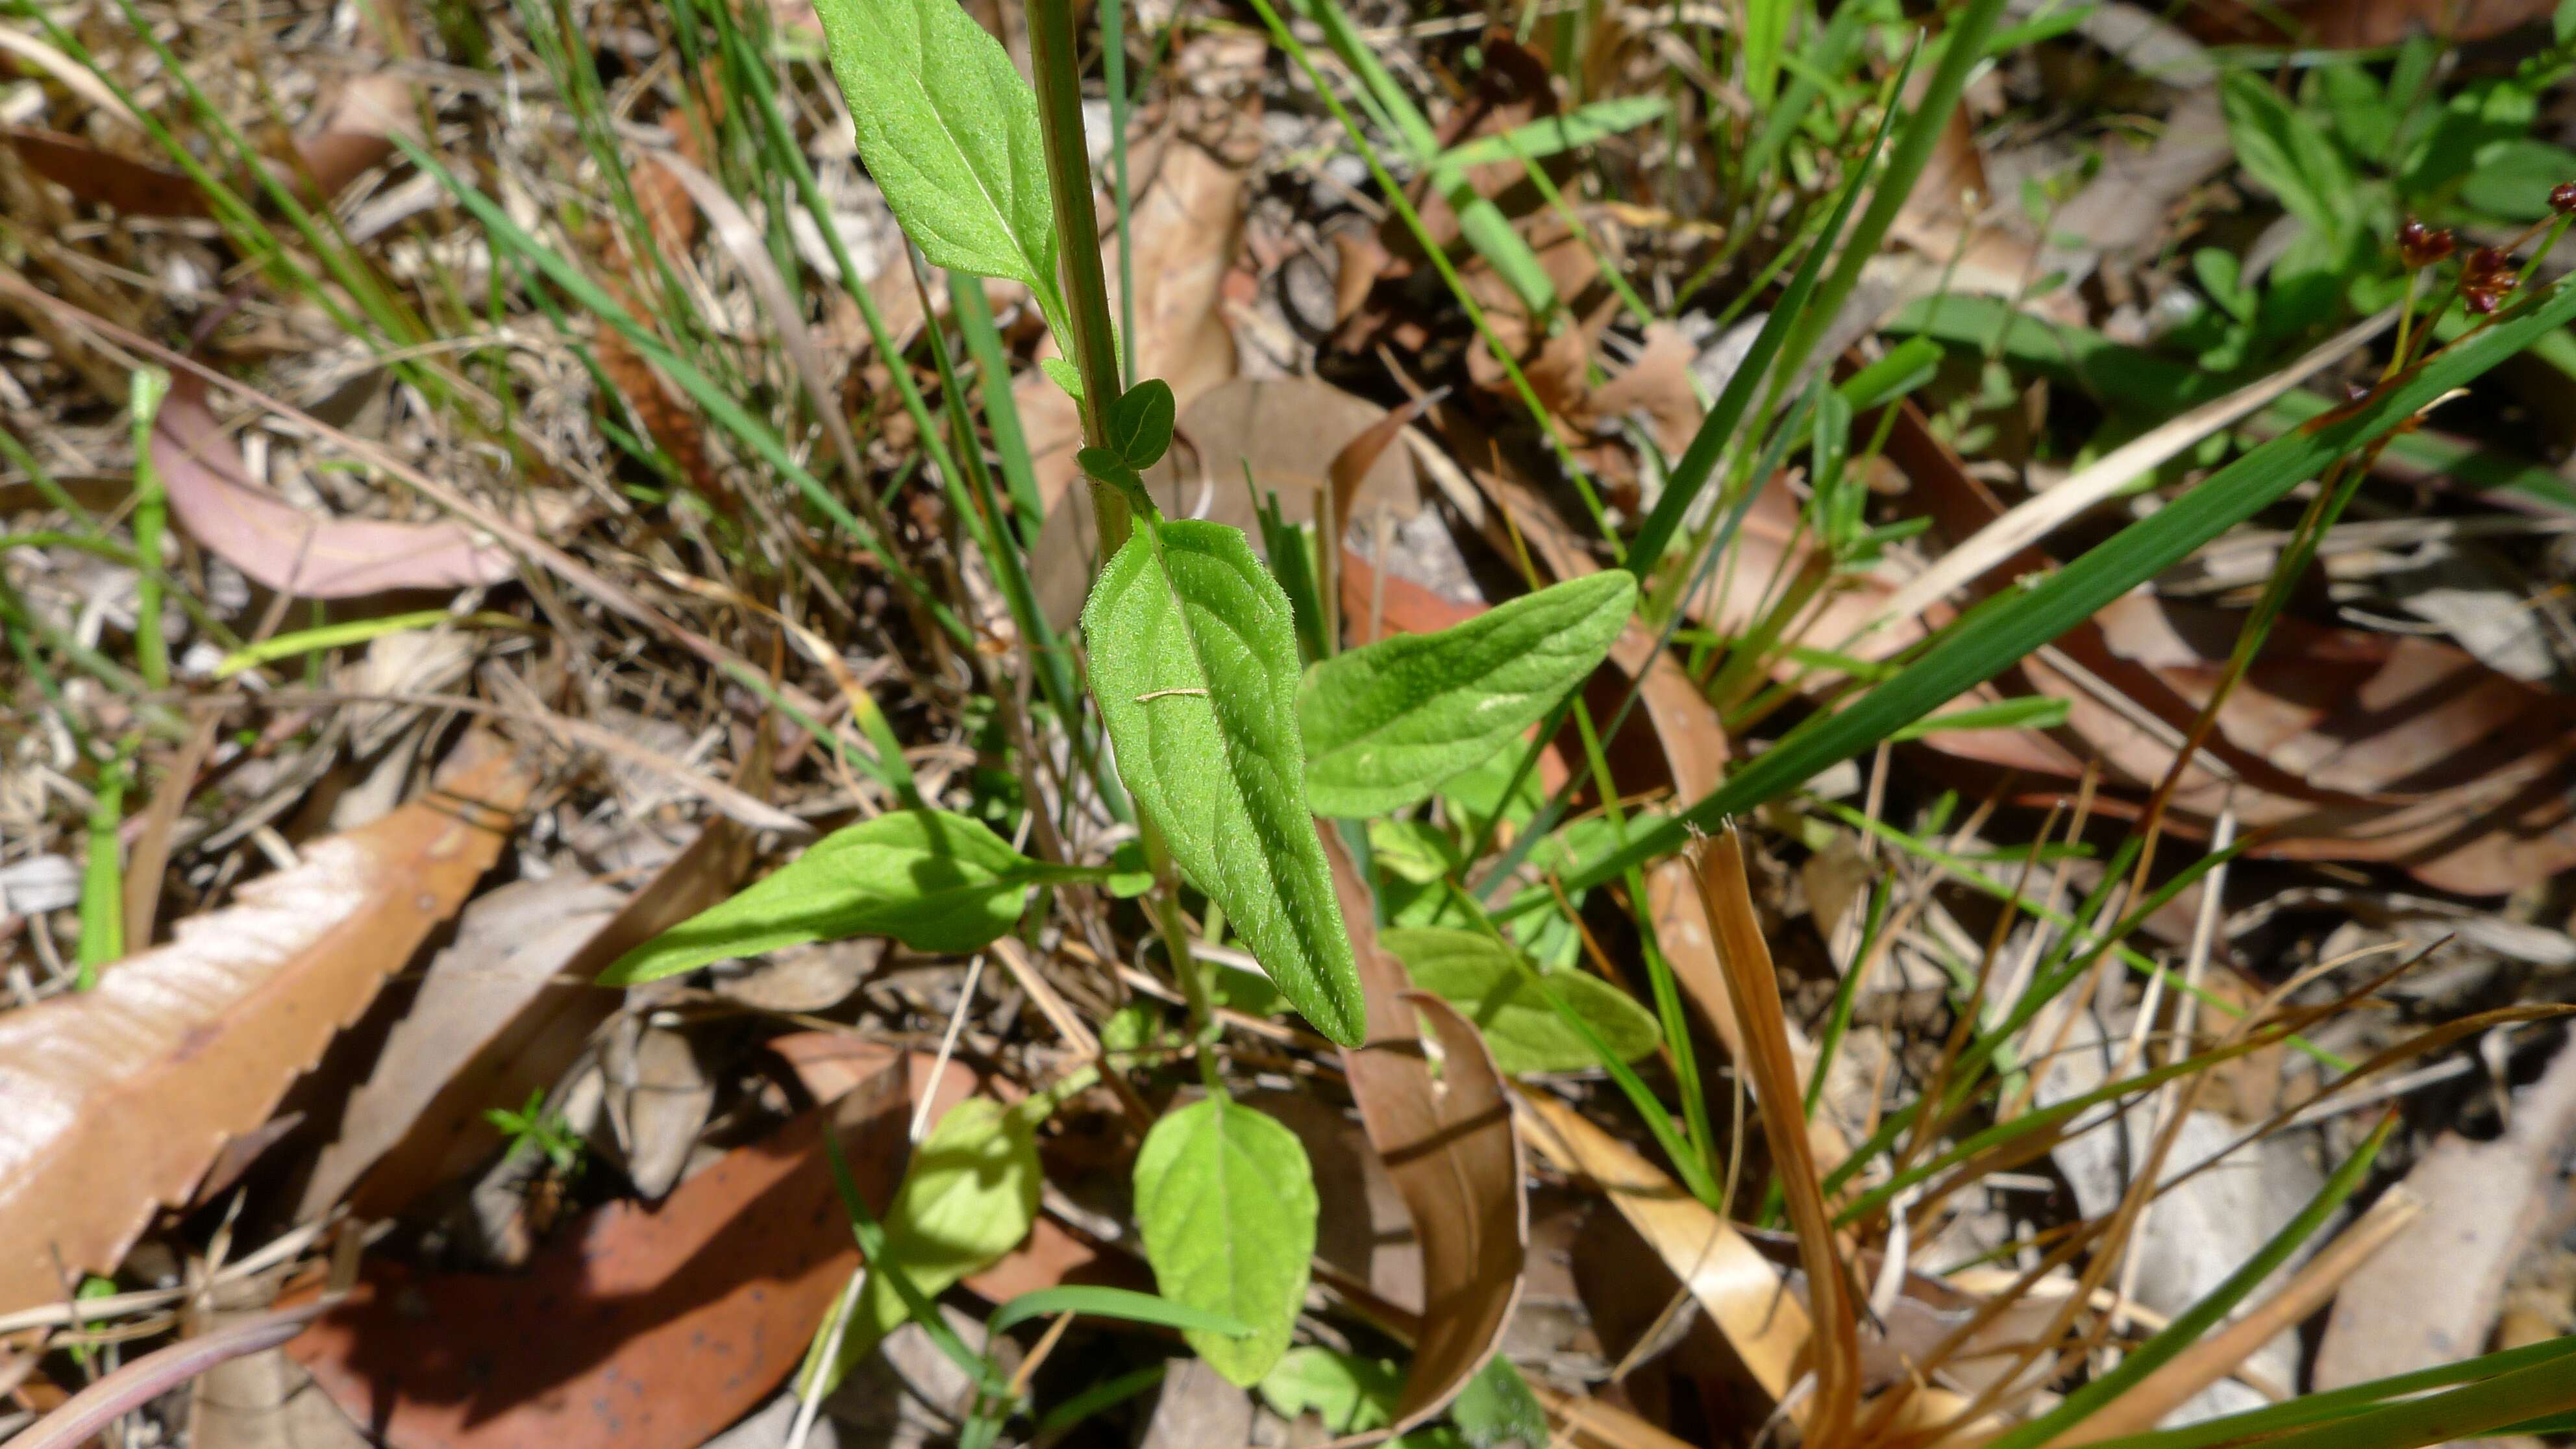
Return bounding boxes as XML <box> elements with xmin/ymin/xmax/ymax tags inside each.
<box><xmin>1040</xmin><ymin>355</ymin><xmax>1084</xmax><ymax>401</ymax></box>
<box><xmin>1448</xmin><ymin>1357</ymin><xmax>1548</xmax><ymax>1448</ymax></box>
<box><xmin>602</xmin><ymin>810</ymin><xmax>1058</xmax><ymax>983</ymax></box>
<box><xmin>1084</xmin><ymin>519</ymin><xmax>1364</xmax><ymax>1046</ymax></box>
<box><xmin>1132</xmin><ymin>1096</ymin><xmax>1317</xmax><ymax>1385</ymax></box>
<box><xmin>1383</xmin><ymin>927</ymin><xmax>1661</xmax><ymax>1075</ymax></box>
<box><xmin>1367</xmin><ymin>818</ymin><xmax>1460</xmax><ymax>884</ymax></box>
<box><xmin>812</xmin><ymin>0</ymin><xmax>1058</xmax><ymax>305</ymax></box>
<box><xmin>2462</xmin><ymin>138</ymin><xmax>2576</xmax><ymax>220</ymax></box>
<box><xmin>1258</xmin><ymin>1346</ymin><xmax>1402</xmax><ymax>1433</ymax></box>
<box><xmin>1557</xmin><ymin>276</ymin><xmax>2576</xmax><ymax>897</ymax></box>
<box><xmin>987</xmin><ymin>1285</ymin><xmax>1252</xmax><ymax>1339</ymax></box>
<box><xmin>2220</xmin><ymin>70</ymin><xmax>2359</xmax><ymax>246</ymax></box>
<box><xmin>1299</xmin><ymin>571</ymin><xmax>1636</xmax><ymax>818</ymax></box>
<box><xmin>836</xmin><ymin>1096</ymin><xmax>1039</xmax><ymax>1377</ymax></box>
<box><xmin>1431</xmin><ymin>94</ymin><xmax>1670</xmax><ymax>172</ymax></box>
<box><xmin>1106</xmin><ymin>377</ymin><xmax>1176</xmax><ymax>471</ymax></box>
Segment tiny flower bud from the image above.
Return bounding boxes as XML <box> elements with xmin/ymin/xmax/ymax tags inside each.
<box><xmin>2468</xmin><ymin>288</ymin><xmax>2503</xmax><ymax>316</ymax></box>
<box><xmin>2553</xmin><ymin>181</ymin><xmax>2576</xmax><ymax>216</ymax></box>
<box><xmin>2467</xmin><ymin>245</ymin><xmax>2514</xmax><ymax>279</ymax></box>
<box><xmin>2397</xmin><ymin>217</ymin><xmax>2455</xmax><ymax>268</ymax></box>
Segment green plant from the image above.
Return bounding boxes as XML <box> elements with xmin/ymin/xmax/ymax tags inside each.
<box><xmin>482</xmin><ymin>1089</ymin><xmax>587</xmax><ymax>1179</ymax></box>
<box><xmin>573</xmin><ymin>0</ymin><xmax>2576</xmax><ymax>1439</ymax></box>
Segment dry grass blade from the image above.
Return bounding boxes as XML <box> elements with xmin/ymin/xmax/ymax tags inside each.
<box><xmin>1868</xmin><ymin>308</ymin><xmax>2394</xmax><ymax>630</ymax></box>
<box><xmin>1689</xmin><ymin>826</ymin><xmax>1860</xmax><ymax>1448</ymax></box>
<box><xmin>10</xmin><ymin>1302</ymin><xmax>330</xmax><ymax>1449</ymax></box>
<box><xmin>0</xmin><ymin>731</ymin><xmax>532</xmax><ymax>1313</ymax></box>
<box><xmin>2053</xmin><ymin>1189</ymin><xmax>2423</xmax><ymax>1444</ymax></box>
<box><xmin>652</xmin><ymin>149</ymin><xmax>869</xmax><ymax>493</ymax></box>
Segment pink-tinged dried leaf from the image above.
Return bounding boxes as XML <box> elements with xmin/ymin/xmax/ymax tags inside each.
<box><xmin>4</xmin><ymin>127</ymin><xmax>206</xmax><ymax>217</ymax></box>
<box><xmin>0</xmin><ymin>732</ymin><xmax>532</xmax><ymax>1314</ymax></box>
<box><xmin>288</xmin><ymin>1047</ymin><xmax>914</xmax><ymax>1449</ymax></box>
<box><xmin>153</xmin><ymin>375</ymin><xmax>517</xmax><ymax>598</ymax></box>
<box><xmin>1328</xmin><ymin>834</ymin><xmax>1528</xmax><ymax>1434</ymax></box>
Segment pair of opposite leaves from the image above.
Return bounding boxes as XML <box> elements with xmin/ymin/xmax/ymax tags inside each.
<box><xmin>669</xmin><ymin>0</ymin><xmax>1645</xmax><ymax>1044</ymax></box>
<box><xmin>609</xmin><ymin>569</ymin><xmax>1639</xmax><ymax>1046</ymax></box>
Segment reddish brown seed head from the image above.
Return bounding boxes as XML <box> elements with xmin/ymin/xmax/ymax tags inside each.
<box><xmin>2553</xmin><ymin>181</ymin><xmax>2576</xmax><ymax>216</ymax></box>
<box><xmin>2397</xmin><ymin>217</ymin><xmax>2455</xmax><ymax>268</ymax></box>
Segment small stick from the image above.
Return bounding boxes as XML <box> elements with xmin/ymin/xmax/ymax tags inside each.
<box><xmin>10</xmin><ymin>1302</ymin><xmax>329</xmax><ymax>1449</ymax></box>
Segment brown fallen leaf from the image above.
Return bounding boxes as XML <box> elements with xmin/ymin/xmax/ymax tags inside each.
<box><xmin>1515</xmin><ymin>1091</ymin><xmax>1976</xmax><ymax>1439</ymax></box>
<box><xmin>293</xmin><ymin>72</ymin><xmax>418</xmax><ymax>202</ymax></box>
<box><xmin>3</xmin><ymin>127</ymin><xmax>208</xmax><ymax>217</ymax></box>
<box><xmin>2184</xmin><ymin>0</ymin><xmax>2556</xmax><ymax>45</ymax></box>
<box><xmin>287</xmin><ymin>1045</ymin><xmax>915</xmax><ymax>1449</ymax></box>
<box><xmin>1328</xmin><ymin>832</ymin><xmax>1529</xmax><ymax>1435</ymax></box>
<box><xmin>1885</xmin><ymin>406</ymin><xmax>2576</xmax><ymax>893</ymax></box>
<box><xmin>0</xmin><ymin>730</ymin><xmax>532</xmax><ymax>1315</ymax></box>
<box><xmin>153</xmin><ymin>374</ymin><xmax>519</xmax><ymax>598</ymax></box>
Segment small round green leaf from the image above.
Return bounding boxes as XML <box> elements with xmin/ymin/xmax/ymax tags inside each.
<box><xmin>1106</xmin><ymin>377</ymin><xmax>1176</xmax><ymax>470</ymax></box>
<box><xmin>1133</xmin><ymin>1096</ymin><xmax>1317</xmax><ymax>1386</ymax></box>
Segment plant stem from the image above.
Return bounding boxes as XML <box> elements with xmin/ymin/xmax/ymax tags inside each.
<box><xmin>1025</xmin><ymin>0</ymin><xmax>1132</xmax><ymax>551</ymax></box>
<box><xmin>1024</xmin><ymin>0</ymin><xmax>1220</xmax><ymax>1057</ymax></box>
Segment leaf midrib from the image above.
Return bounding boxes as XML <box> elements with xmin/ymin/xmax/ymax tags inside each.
<box><xmin>1143</xmin><ymin>523</ymin><xmax>1302</xmax><ymax>959</ymax></box>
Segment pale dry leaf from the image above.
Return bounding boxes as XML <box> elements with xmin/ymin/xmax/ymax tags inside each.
<box><xmin>153</xmin><ymin>375</ymin><xmax>518</xmax><ymax>598</ymax></box>
<box><xmin>0</xmin><ymin>730</ymin><xmax>532</xmax><ymax>1314</ymax></box>
<box><xmin>322</xmin><ymin>798</ymin><xmax>762</xmax><ymax>1220</ymax></box>
<box><xmin>2314</xmin><ymin>1043</ymin><xmax>2576</xmax><ymax>1390</ymax></box>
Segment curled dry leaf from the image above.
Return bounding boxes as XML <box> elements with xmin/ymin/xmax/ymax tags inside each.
<box><xmin>294</xmin><ymin>72</ymin><xmax>419</xmax><ymax>201</ymax></box>
<box><xmin>288</xmin><ymin>1044</ymin><xmax>919</xmax><ymax>1449</ymax></box>
<box><xmin>153</xmin><ymin>375</ymin><xmax>518</xmax><ymax>598</ymax></box>
<box><xmin>0</xmin><ymin>730</ymin><xmax>532</xmax><ymax>1314</ymax></box>
<box><xmin>1327</xmin><ymin>832</ymin><xmax>1529</xmax><ymax>1435</ymax></box>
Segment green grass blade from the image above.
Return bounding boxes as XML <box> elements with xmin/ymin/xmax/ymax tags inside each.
<box><xmin>1563</xmin><ymin>277</ymin><xmax>2576</xmax><ymax>896</ymax></box>
<box><xmin>2081</xmin><ymin>1337</ymin><xmax>2576</xmax><ymax>1449</ymax></box>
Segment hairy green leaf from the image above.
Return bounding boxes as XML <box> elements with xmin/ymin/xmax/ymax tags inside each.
<box><xmin>811</xmin><ymin>0</ymin><xmax>1058</xmax><ymax>308</ymax></box>
<box><xmin>1084</xmin><ymin>520</ymin><xmax>1363</xmax><ymax>1045</ymax></box>
<box><xmin>1384</xmin><ymin>927</ymin><xmax>1661</xmax><ymax>1074</ymax></box>
<box><xmin>1133</xmin><ymin>1096</ymin><xmax>1317</xmax><ymax>1385</ymax></box>
<box><xmin>602</xmin><ymin>810</ymin><xmax>1063</xmax><ymax>983</ymax></box>
<box><xmin>831</xmin><ymin>1096</ymin><xmax>1039</xmax><ymax>1381</ymax></box>
<box><xmin>1300</xmin><ymin>571</ymin><xmax>1637</xmax><ymax>818</ymax></box>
